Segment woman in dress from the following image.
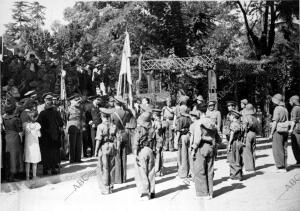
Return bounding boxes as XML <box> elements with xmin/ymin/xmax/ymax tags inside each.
<box><xmin>24</xmin><ymin>110</ymin><xmax>41</xmax><ymax>180</ymax></box>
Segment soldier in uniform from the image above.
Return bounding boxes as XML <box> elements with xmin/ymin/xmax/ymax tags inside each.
<box><xmin>174</xmin><ymin>95</ymin><xmax>189</xmax><ymax>150</ymax></box>
<box><xmin>268</xmin><ymin>94</ymin><xmax>289</xmax><ymax>173</ymax></box>
<box><xmin>162</xmin><ymin>98</ymin><xmax>175</xmax><ymax>152</ymax></box>
<box><xmin>190</xmin><ymin>104</ymin><xmax>218</xmax><ymax>199</ymax></box>
<box><xmin>111</xmin><ymin>96</ymin><xmax>131</xmax><ymax>184</ymax></box>
<box><xmin>223</xmin><ymin>101</ymin><xmax>238</xmax><ymax>161</ymax></box>
<box><xmin>242</xmin><ymin>104</ymin><xmax>259</xmax><ymax>173</ymax></box>
<box><xmin>90</xmin><ymin>97</ymin><xmax>102</xmax><ymax>156</ymax></box>
<box><xmin>227</xmin><ymin>110</ymin><xmax>244</xmax><ymax>181</ymax></box>
<box><xmin>192</xmin><ymin>95</ymin><xmax>205</xmax><ymax>112</ymax></box>
<box><xmin>133</xmin><ymin>109</ymin><xmax>156</xmax><ymax>200</ymax></box>
<box><xmin>66</xmin><ymin>94</ymin><xmax>85</xmax><ymax>163</ymax></box>
<box><xmin>174</xmin><ymin>105</ymin><xmax>192</xmax><ymax>179</ymax></box>
<box><xmin>152</xmin><ymin>108</ymin><xmax>164</xmax><ymax>176</ymax></box>
<box><xmin>96</xmin><ymin>108</ymin><xmax>117</xmax><ymax>195</ymax></box>
<box><xmin>289</xmin><ymin>95</ymin><xmax>300</xmax><ymax>166</ymax></box>
<box><xmin>188</xmin><ymin>110</ymin><xmax>200</xmax><ymax>180</ymax></box>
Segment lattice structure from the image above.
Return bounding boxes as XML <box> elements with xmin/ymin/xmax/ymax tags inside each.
<box><xmin>141</xmin><ymin>55</ymin><xmax>214</xmax><ymax>71</ymax></box>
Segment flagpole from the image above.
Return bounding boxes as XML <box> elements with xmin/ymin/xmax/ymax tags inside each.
<box><xmin>0</xmin><ymin>35</ymin><xmax>2</xmax><ymax>192</ymax></box>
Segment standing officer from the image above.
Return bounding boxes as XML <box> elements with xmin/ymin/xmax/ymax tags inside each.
<box><xmin>67</xmin><ymin>94</ymin><xmax>85</xmax><ymax>163</ymax></box>
<box><xmin>242</xmin><ymin>104</ymin><xmax>259</xmax><ymax>173</ymax></box>
<box><xmin>133</xmin><ymin>109</ymin><xmax>156</xmax><ymax>200</ymax></box>
<box><xmin>111</xmin><ymin>96</ymin><xmax>131</xmax><ymax>184</ymax></box>
<box><xmin>174</xmin><ymin>105</ymin><xmax>192</xmax><ymax>179</ymax></box>
<box><xmin>162</xmin><ymin>98</ymin><xmax>175</xmax><ymax>151</ymax></box>
<box><xmin>90</xmin><ymin>97</ymin><xmax>102</xmax><ymax>156</ymax></box>
<box><xmin>227</xmin><ymin>110</ymin><xmax>244</xmax><ymax>181</ymax></box>
<box><xmin>289</xmin><ymin>95</ymin><xmax>300</xmax><ymax>166</ymax></box>
<box><xmin>268</xmin><ymin>94</ymin><xmax>289</xmax><ymax>173</ymax></box>
<box><xmin>223</xmin><ymin>101</ymin><xmax>238</xmax><ymax>161</ymax></box>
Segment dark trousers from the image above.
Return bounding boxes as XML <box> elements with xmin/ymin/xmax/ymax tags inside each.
<box><xmin>272</xmin><ymin>131</ymin><xmax>288</xmax><ymax>169</ymax></box>
<box><xmin>91</xmin><ymin>127</ymin><xmax>97</xmax><ymax>153</ymax></box>
<box><xmin>229</xmin><ymin>141</ymin><xmax>244</xmax><ymax>179</ymax></box>
<box><xmin>68</xmin><ymin>126</ymin><xmax>82</xmax><ymax>163</ymax></box>
<box><xmin>82</xmin><ymin>130</ymin><xmax>89</xmax><ymax>157</ymax></box>
<box><xmin>291</xmin><ymin>132</ymin><xmax>300</xmax><ymax>164</ymax></box>
<box><xmin>177</xmin><ymin>134</ymin><xmax>190</xmax><ymax>178</ymax></box>
<box><xmin>193</xmin><ymin>143</ymin><xmax>214</xmax><ymax>197</ymax></box>
<box><xmin>243</xmin><ymin>131</ymin><xmax>256</xmax><ymax>171</ymax></box>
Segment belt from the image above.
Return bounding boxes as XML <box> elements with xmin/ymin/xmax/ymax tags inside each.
<box><xmin>202</xmin><ymin>140</ymin><xmax>213</xmax><ymax>145</ymax></box>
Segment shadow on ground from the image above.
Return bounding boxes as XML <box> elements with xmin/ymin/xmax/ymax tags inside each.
<box><xmin>156</xmin><ymin>184</ymin><xmax>189</xmax><ymax>198</ymax></box>
<box><xmin>214</xmin><ymin>183</ymin><xmax>246</xmax><ymax>198</ymax></box>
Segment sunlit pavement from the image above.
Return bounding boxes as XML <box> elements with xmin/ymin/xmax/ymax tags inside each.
<box><xmin>1</xmin><ymin>146</ymin><xmax>300</xmax><ymax>211</ymax></box>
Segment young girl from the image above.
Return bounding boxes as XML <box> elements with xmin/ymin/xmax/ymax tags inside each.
<box><xmin>24</xmin><ymin>110</ymin><xmax>41</xmax><ymax>180</ymax></box>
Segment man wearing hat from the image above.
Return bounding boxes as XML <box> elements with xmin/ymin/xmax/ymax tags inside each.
<box><xmin>192</xmin><ymin>95</ymin><xmax>205</xmax><ymax>112</ymax></box>
<box><xmin>190</xmin><ymin>104</ymin><xmax>219</xmax><ymax>199</ymax></box>
<box><xmin>268</xmin><ymin>94</ymin><xmax>289</xmax><ymax>172</ymax></box>
<box><xmin>66</xmin><ymin>94</ymin><xmax>85</xmax><ymax>164</ymax></box>
<box><xmin>37</xmin><ymin>93</ymin><xmax>64</xmax><ymax>175</ymax></box>
<box><xmin>90</xmin><ymin>97</ymin><xmax>102</xmax><ymax>156</ymax></box>
<box><xmin>206</xmin><ymin>101</ymin><xmax>221</xmax><ymax>133</ymax></box>
<box><xmin>152</xmin><ymin>108</ymin><xmax>164</xmax><ymax>176</ymax></box>
<box><xmin>188</xmin><ymin>109</ymin><xmax>200</xmax><ymax>179</ymax></box>
<box><xmin>227</xmin><ymin>109</ymin><xmax>244</xmax><ymax>181</ymax></box>
<box><xmin>241</xmin><ymin>104</ymin><xmax>259</xmax><ymax>173</ymax></box>
<box><xmin>162</xmin><ymin>98</ymin><xmax>175</xmax><ymax>152</ymax></box>
<box><xmin>95</xmin><ymin>107</ymin><xmax>117</xmax><ymax>195</ymax></box>
<box><xmin>174</xmin><ymin>95</ymin><xmax>189</xmax><ymax>150</ymax></box>
<box><xmin>289</xmin><ymin>95</ymin><xmax>300</xmax><ymax>166</ymax></box>
<box><xmin>133</xmin><ymin>110</ymin><xmax>156</xmax><ymax>200</ymax></box>
<box><xmin>240</xmin><ymin>99</ymin><xmax>248</xmax><ymax>117</ymax></box>
<box><xmin>223</xmin><ymin>100</ymin><xmax>238</xmax><ymax>144</ymax></box>
<box><xmin>111</xmin><ymin>96</ymin><xmax>131</xmax><ymax>184</ymax></box>
<box><xmin>206</xmin><ymin>100</ymin><xmax>222</xmax><ymax>161</ymax></box>
<box><xmin>174</xmin><ymin>104</ymin><xmax>192</xmax><ymax>179</ymax></box>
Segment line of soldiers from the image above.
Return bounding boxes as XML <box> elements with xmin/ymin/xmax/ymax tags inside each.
<box><xmin>92</xmin><ymin>94</ymin><xmax>262</xmax><ymax>200</ymax></box>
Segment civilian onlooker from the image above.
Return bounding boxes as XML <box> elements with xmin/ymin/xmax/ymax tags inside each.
<box><xmin>2</xmin><ymin>79</ymin><xmax>20</xmax><ymax>99</ymax></box>
<box><xmin>2</xmin><ymin>103</ymin><xmax>23</xmax><ymax>181</ymax></box>
<box><xmin>24</xmin><ymin>110</ymin><xmax>41</xmax><ymax>180</ymax></box>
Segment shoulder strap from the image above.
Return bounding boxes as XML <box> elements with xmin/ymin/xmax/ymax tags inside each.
<box><xmin>114</xmin><ymin>111</ymin><xmax>125</xmax><ymax>129</ymax></box>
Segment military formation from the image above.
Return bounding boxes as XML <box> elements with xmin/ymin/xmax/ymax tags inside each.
<box><xmin>1</xmin><ymin>91</ymin><xmax>300</xmax><ymax>201</ymax></box>
<box><xmin>90</xmin><ymin>93</ymin><xmax>300</xmax><ymax>200</ymax></box>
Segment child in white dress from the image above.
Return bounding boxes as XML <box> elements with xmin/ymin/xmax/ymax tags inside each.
<box><xmin>24</xmin><ymin>111</ymin><xmax>41</xmax><ymax>180</ymax></box>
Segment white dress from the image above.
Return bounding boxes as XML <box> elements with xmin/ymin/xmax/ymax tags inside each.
<box><xmin>24</xmin><ymin>122</ymin><xmax>41</xmax><ymax>163</ymax></box>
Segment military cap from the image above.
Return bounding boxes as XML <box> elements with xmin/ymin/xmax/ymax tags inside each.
<box><xmin>226</xmin><ymin>100</ymin><xmax>238</xmax><ymax>106</ymax></box>
<box><xmin>241</xmin><ymin>99</ymin><xmax>248</xmax><ymax>105</ymax></box>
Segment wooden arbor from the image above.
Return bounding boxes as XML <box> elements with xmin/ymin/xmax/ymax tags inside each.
<box><xmin>136</xmin><ymin>54</ymin><xmax>217</xmax><ymax>102</ymax></box>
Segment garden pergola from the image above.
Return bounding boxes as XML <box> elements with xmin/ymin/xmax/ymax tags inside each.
<box><xmin>136</xmin><ymin>55</ymin><xmax>217</xmax><ymax>102</ymax></box>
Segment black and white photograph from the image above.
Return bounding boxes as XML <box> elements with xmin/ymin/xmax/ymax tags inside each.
<box><xmin>0</xmin><ymin>0</ymin><xmax>299</xmax><ymax>210</ymax></box>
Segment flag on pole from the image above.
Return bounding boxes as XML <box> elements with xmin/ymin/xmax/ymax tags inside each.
<box><xmin>0</xmin><ymin>36</ymin><xmax>3</xmax><ymax>62</ymax></box>
<box><xmin>117</xmin><ymin>31</ymin><xmax>133</xmax><ymax>107</ymax></box>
